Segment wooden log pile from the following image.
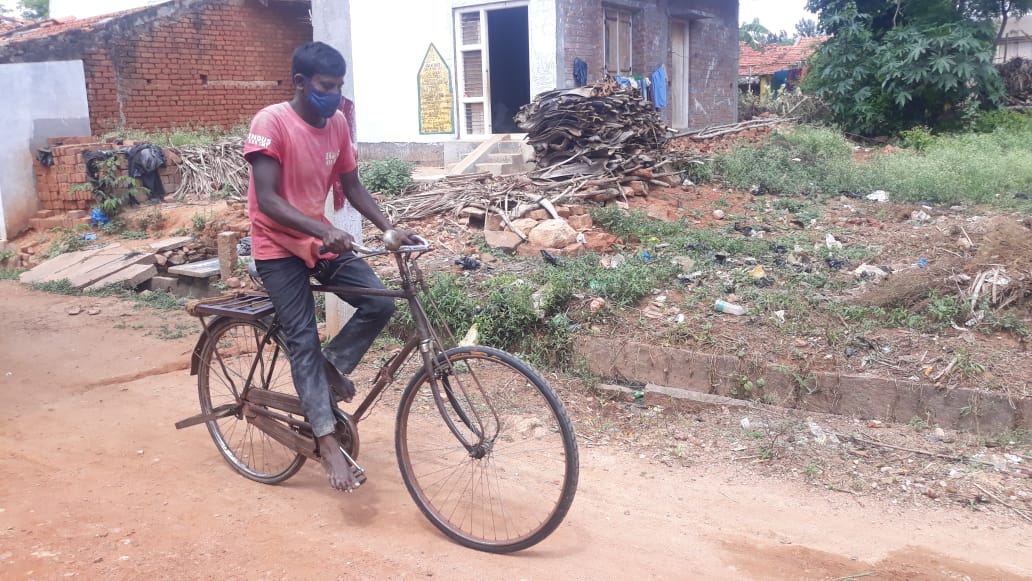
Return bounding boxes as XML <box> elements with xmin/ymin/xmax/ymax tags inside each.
<box><xmin>998</xmin><ymin>57</ymin><xmax>1032</xmax><ymax>107</ymax></box>
<box><xmin>515</xmin><ymin>79</ymin><xmax>670</xmax><ymax>180</ymax></box>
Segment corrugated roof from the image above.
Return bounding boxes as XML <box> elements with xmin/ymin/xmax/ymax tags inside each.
<box><xmin>739</xmin><ymin>36</ymin><xmax>829</xmax><ymax>77</ymax></box>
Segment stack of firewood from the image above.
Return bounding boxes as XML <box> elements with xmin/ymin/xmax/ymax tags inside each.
<box><xmin>998</xmin><ymin>57</ymin><xmax>1031</xmax><ymax>108</ymax></box>
<box><xmin>515</xmin><ymin>79</ymin><xmax>669</xmax><ymax>180</ymax></box>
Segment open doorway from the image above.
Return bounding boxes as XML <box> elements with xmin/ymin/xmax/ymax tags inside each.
<box><xmin>487</xmin><ymin>7</ymin><xmax>529</xmax><ymax>134</ymax></box>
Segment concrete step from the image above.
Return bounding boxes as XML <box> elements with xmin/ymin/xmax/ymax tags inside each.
<box><xmin>486</xmin><ymin>152</ymin><xmax>520</xmax><ymax>163</ymax></box>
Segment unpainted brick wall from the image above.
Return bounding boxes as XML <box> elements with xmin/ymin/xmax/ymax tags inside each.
<box><xmin>556</xmin><ymin>0</ymin><xmax>737</xmax><ymax>128</ymax></box>
<box><xmin>34</xmin><ymin>141</ymin><xmax>114</xmax><ymax>212</ymax></box>
<box><xmin>1</xmin><ymin>0</ymin><xmax>311</xmax><ymax>133</ymax></box>
<box><xmin>88</xmin><ymin>2</ymin><xmax>310</xmax><ymax>133</ymax></box>
<box><xmin>34</xmin><ymin>139</ymin><xmax>182</xmax><ymax>212</ymax></box>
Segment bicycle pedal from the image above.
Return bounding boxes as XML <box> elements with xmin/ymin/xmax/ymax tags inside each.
<box><xmin>351</xmin><ymin>464</ymin><xmax>367</xmax><ymax>486</ymax></box>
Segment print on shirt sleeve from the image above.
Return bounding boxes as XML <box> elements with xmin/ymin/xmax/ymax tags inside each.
<box><xmin>248</xmin><ymin>133</ymin><xmax>272</xmax><ymax>148</ymax></box>
<box><xmin>243</xmin><ymin>109</ymin><xmax>283</xmax><ymax>162</ymax></box>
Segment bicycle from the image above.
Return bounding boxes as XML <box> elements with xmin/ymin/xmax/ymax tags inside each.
<box><xmin>175</xmin><ymin>232</ymin><xmax>579</xmax><ymax>553</ymax></box>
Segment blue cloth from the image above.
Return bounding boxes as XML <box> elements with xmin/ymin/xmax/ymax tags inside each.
<box><xmin>90</xmin><ymin>208</ymin><xmax>109</xmax><ymax>227</ymax></box>
<box><xmin>651</xmin><ymin>65</ymin><xmax>668</xmax><ymax>109</ymax></box>
<box><xmin>614</xmin><ymin>76</ymin><xmax>633</xmax><ymax>88</ymax></box>
<box><xmin>573</xmin><ymin>58</ymin><xmax>588</xmax><ymax>87</ymax></box>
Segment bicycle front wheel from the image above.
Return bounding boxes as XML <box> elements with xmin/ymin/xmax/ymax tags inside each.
<box><xmin>198</xmin><ymin>318</ymin><xmax>306</xmax><ymax>484</ymax></box>
<box><xmin>396</xmin><ymin>346</ymin><xmax>579</xmax><ymax>553</ymax></box>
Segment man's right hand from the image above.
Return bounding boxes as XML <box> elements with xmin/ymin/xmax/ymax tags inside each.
<box><xmin>321</xmin><ymin>227</ymin><xmax>355</xmax><ymax>254</ymax></box>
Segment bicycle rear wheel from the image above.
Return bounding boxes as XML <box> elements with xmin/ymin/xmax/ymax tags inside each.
<box><xmin>396</xmin><ymin>346</ymin><xmax>578</xmax><ymax>553</ymax></box>
<box><xmin>198</xmin><ymin>318</ymin><xmax>306</xmax><ymax>484</ymax></box>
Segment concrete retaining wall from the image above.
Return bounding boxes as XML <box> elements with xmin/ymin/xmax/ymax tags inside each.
<box><xmin>576</xmin><ymin>337</ymin><xmax>1030</xmax><ymax>434</ymax></box>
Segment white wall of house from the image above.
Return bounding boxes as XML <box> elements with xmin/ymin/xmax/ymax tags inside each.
<box><xmin>346</xmin><ymin>0</ymin><xmax>558</xmax><ymax>143</ymax></box>
<box><xmin>997</xmin><ymin>16</ymin><xmax>1032</xmax><ymax>62</ymax></box>
<box><xmin>0</xmin><ymin>60</ymin><xmax>91</xmax><ymax>240</ymax></box>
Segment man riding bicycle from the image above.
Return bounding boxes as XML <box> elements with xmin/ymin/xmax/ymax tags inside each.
<box><xmin>244</xmin><ymin>42</ymin><xmax>417</xmax><ymax>492</ymax></box>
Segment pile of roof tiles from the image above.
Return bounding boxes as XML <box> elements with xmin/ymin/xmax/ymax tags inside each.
<box><xmin>515</xmin><ymin>78</ymin><xmax>668</xmax><ymax>180</ymax></box>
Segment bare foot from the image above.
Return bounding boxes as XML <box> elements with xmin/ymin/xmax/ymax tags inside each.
<box><xmin>323</xmin><ymin>357</ymin><xmax>355</xmax><ymax>403</ymax></box>
<box><xmin>317</xmin><ymin>434</ymin><xmax>359</xmax><ymax>492</ymax></box>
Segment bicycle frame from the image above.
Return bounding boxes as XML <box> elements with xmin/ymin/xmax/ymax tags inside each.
<box><xmin>313</xmin><ymin>248</ymin><xmax>500</xmax><ymax>452</ymax></box>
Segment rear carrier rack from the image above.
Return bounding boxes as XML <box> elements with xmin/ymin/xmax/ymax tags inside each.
<box><xmin>188</xmin><ymin>293</ymin><xmax>276</xmax><ymax>320</ymax></box>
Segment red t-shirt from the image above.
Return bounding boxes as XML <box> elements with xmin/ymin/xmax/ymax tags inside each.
<box><xmin>244</xmin><ymin>102</ymin><xmax>358</xmax><ymax>268</ymax></box>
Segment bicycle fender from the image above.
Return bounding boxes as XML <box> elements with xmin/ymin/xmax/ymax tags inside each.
<box><xmin>189</xmin><ymin>317</ymin><xmax>224</xmax><ymax>376</ymax></box>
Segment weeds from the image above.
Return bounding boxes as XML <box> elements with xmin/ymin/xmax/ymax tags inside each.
<box><xmin>102</xmin><ymin>123</ymin><xmax>249</xmax><ymax>147</ymax></box>
<box><xmin>29</xmin><ymin>279</ymin><xmax>80</xmax><ymax>295</ymax></box>
<box><xmin>149</xmin><ymin>323</ymin><xmax>191</xmax><ymax>340</ymax></box>
<box><xmin>0</xmin><ymin>269</ymin><xmax>21</xmax><ymax>280</ymax></box>
<box><xmin>715</xmin><ymin>121</ymin><xmax>1032</xmax><ymax>208</ymax></box>
<box><xmin>44</xmin><ymin>227</ymin><xmax>93</xmax><ymax>258</ymax></box>
<box><xmin>359</xmin><ymin>158</ymin><xmax>414</xmax><ymax>196</ymax></box>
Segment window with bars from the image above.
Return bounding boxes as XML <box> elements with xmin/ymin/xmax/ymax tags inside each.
<box><xmin>604</xmin><ymin>7</ymin><xmax>633</xmax><ymax>76</ymax></box>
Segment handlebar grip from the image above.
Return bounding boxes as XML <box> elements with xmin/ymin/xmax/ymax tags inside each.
<box><xmin>319</xmin><ymin>235</ymin><xmax>430</xmax><ymax>256</ymax></box>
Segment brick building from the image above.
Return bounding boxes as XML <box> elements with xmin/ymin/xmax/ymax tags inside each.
<box><xmin>333</xmin><ymin>0</ymin><xmax>738</xmax><ymax>153</ymax></box>
<box><xmin>0</xmin><ymin>0</ymin><xmax>312</xmax><ymax>134</ymax></box>
<box><xmin>555</xmin><ymin>0</ymin><xmax>739</xmax><ymax>130</ymax></box>
<box><xmin>739</xmin><ymin>36</ymin><xmax>827</xmax><ymax>97</ymax></box>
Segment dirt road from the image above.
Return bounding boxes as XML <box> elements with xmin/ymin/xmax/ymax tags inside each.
<box><xmin>1</xmin><ymin>281</ymin><xmax>1030</xmax><ymax>580</ymax></box>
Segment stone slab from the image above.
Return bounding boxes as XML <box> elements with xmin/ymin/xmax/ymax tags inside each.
<box><xmin>84</xmin><ymin>263</ymin><xmax>157</xmax><ymax>292</ymax></box>
<box><xmin>61</xmin><ymin>248</ymin><xmax>155</xmax><ymax>289</ymax></box>
<box><xmin>19</xmin><ymin>244</ymin><xmax>112</xmax><ymax>284</ymax></box>
<box><xmin>168</xmin><ymin>258</ymin><xmax>220</xmax><ymax>278</ymax></box>
<box><xmin>149</xmin><ymin>236</ymin><xmax>194</xmax><ymax>252</ymax></box>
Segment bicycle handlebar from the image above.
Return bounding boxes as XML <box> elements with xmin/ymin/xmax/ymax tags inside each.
<box><xmin>319</xmin><ymin>232</ymin><xmax>431</xmax><ymax>256</ymax></box>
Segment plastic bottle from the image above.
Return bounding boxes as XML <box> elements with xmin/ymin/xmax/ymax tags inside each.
<box><xmin>714</xmin><ymin>300</ymin><xmax>747</xmax><ymax>316</ymax></box>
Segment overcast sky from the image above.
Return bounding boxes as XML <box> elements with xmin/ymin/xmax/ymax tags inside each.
<box><xmin>3</xmin><ymin>0</ymin><xmax>815</xmax><ymax>36</ymax></box>
<box><xmin>740</xmin><ymin>0</ymin><xmax>816</xmax><ymax>35</ymax></box>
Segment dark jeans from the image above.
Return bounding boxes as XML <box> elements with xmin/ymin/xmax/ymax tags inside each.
<box><xmin>255</xmin><ymin>253</ymin><xmax>395</xmax><ymax>437</ymax></box>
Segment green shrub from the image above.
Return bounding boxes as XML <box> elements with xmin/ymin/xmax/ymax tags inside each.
<box><xmin>359</xmin><ymin>158</ymin><xmax>414</xmax><ymax>196</ymax></box>
<box><xmin>899</xmin><ymin>126</ymin><xmax>934</xmax><ymax>152</ymax></box>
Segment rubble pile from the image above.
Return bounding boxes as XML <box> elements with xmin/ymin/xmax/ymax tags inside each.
<box><xmin>515</xmin><ymin>79</ymin><xmax>669</xmax><ymax>180</ymax></box>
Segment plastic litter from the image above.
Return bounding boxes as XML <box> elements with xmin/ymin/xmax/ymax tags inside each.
<box><xmin>866</xmin><ymin>190</ymin><xmax>890</xmax><ymax>202</ymax></box>
<box><xmin>714</xmin><ymin>300</ymin><xmax>747</xmax><ymax>316</ymax></box>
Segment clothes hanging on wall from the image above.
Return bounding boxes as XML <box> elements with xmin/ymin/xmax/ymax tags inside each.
<box><xmin>651</xmin><ymin>65</ymin><xmax>668</xmax><ymax>110</ymax></box>
<box><xmin>573</xmin><ymin>58</ymin><xmax>588</xmax><ymax>87</ymax></box>
<box><xmin>127</xmin><ymin>143</ymin><xmax>167</xmax><ymax>202</ymax></box>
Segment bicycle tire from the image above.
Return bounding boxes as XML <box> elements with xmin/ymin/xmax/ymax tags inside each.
<box><xmin>198</xmin><ymin>317</ymin><xmax>306</xmax><ymax>484</ymax></box>
<box><xmin>395</xmin><ymin>345</ymin><xmax>579</xmax><ymax>553</ymax></box>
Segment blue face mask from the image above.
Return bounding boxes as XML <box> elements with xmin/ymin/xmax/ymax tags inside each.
<box><xmin>305</xmin><ymin>79</ymin><xmax>342</xmax><ymax>118</ymax></box>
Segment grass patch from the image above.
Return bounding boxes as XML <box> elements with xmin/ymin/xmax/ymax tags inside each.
<box><xmin>0</xmin><ymin>269</ymin><xmax>21</xmax><ymax>280</ymax></box>
<box><xmin>102</xmin><ymin>123</ymin><xmax>248</xmax><ymax>148</ymax></box>
<box><xmin>869</xmin><ymin>120</ymin><xmax>1032</xmax><ymax>206</ymax></box>
<box><xmin>715</xmin><ymin>125</ymin><xmax>871</xmax><ymax>196</ymax></box>
<box><xmin>715</xmin><ymin>120</ymin><xmax>1032</xmax><ymax>209</ymax></box>
<box><xmin>149</xmin><ymin>323</ymin><xmax>192</xmax><ymax>340</ymax></box>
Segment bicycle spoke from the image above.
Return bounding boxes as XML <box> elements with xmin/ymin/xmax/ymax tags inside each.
<box><xmin>397</xmin><ymin>347</ymin><xmax>578</xmax><ymax>553</ymax></box>
<box><xmin>199</xmin><ymin>320</ymin><xmax>306</xmax><ymax>484</ymax></box>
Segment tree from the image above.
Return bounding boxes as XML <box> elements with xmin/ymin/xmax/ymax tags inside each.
<box><xmin>18</xmin><ymin>0</ymin><xmax>49</xmax><ymax>20</ymax></box>
<box><xmin>740</xmin><ymin>18</ymin><xmax>772</xmax><ymax>50</ymax></box>
<box><xmin>963</xmin><ymin>0</ymin><xmax>1032</xmax><ymax>46</ymax></box>
<box><xmin>796</xmin><ymin>18</ymin><xmax>823</xmax><ymax>37</ymax></box>
<box><xmin>803</xmin><ymin>0</ymin><xmax>1006</xmax><ymax>134</ymax></box>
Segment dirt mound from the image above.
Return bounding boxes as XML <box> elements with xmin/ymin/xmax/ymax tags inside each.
<box><xmin>857</xmin><ymin>217</ymin><xmax>1032</xmax><ymax>318</ymax></box>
